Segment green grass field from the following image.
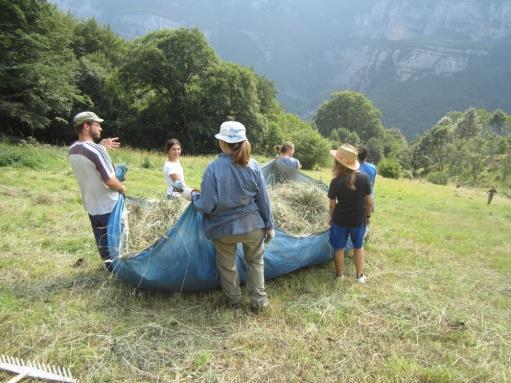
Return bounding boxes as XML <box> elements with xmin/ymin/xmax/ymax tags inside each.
<box><xmin>1</xmin><ymin>141</ymin><xmax>510</xmax><ymax>382</ymax></box>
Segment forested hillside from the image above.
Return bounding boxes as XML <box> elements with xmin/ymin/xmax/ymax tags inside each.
<box><xmin>50</xmin><ymin>0</ymin><xmax>511</xmax><ymax>137</ymax></box>
<box><xmin>1</xmin><ymin>0</ymin><xmax>510</xmax><ymax>189</ymax></box>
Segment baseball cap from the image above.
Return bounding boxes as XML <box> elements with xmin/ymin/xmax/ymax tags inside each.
<box><xmin>73</xmin><ymin>111</ymin><xmax>104</xmax><ymax>126</ymax></box>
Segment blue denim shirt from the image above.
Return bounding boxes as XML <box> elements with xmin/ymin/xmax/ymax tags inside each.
<box><xmin>192</xmin><ymin>154</ymin><xmax>274</xmax><ymax>240</ymax></box>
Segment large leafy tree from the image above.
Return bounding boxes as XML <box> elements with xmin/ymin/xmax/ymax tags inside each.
<box><xmin>0</xmin><ymin>0</ymin><xmax>80</xmax><ymax>136</ymax></box>
<box><xmin>120</xmin><ymin>28</ymin><xmax>218</xmax><ymax>151</ymax></box>
<box><xmin>412</xmin><ymin>123</ymin><xmax>454</xmax><ymax>172</ymax></box>
<box><xmin>454</xmin><ymin>108</ymin><xmax>482</xmax><ymax>139</ymax></box>
<box><xmin>196</xmin><ymin>62</ymin><xmax>280</xmax><ymax>152</ymax></box>
<box><xmin>313</xmin><ymin>91</ymin><xmax>384</xmax><ymax>142</ymax></box>
<box><xmin>70</xmin><ymin>19</ymin><xmax>129</xmax><ymax>139</ymax></box>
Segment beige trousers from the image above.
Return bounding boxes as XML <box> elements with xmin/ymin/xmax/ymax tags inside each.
<box><xmin>212</xmin><ymin>229</ymin><xmax>268</xmax><ymax>306</ymax></box>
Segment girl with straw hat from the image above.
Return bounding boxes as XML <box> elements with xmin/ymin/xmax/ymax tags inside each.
<box><xmin>328</xmin><ymin>144</ymin><xmax>373</xmax><ymax>283</ymax></box>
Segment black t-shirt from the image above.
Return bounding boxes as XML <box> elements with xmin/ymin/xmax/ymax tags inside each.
<box><xmin>328</xmin><ymin>172</ymin><xmax>372</xmax><ymax>227</ymax></box>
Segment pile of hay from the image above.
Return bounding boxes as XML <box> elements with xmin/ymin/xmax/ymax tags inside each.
<box><xmin>267</xmin><ymin>182</ymin><xmax>329</xmax><ymax>236</ymax></box>
<box><xmin>123</xmin><ymin>182</ymin><xmax>328</xmax><ymax>256</ymax></box>
<box><xmin>125</xmin><ymin>197</ymin><xmax>189</xmax><ymax>255</ymax></box>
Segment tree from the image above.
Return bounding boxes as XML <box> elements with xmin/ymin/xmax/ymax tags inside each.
<box><xmin>196</xmin><ymin>62</ymin><xmax>272</xmax><ymax>152</ymax></box>
<box><xmin>0</xmin><ymin>0</ymin><xmax>80</xmax><ymax>136</ymax></box>
<box><xmin>489</xmin><ymin>109</ymin><xmax>507</xmax><ymax>135</ymax></box>
<box><xmin>412</xmin><ymin>123</ymin><xmax>454</xmax><ymax>173</ymax></box>
<box><xmin>382</xmin><ymin>128</ymin><xmax>407</xmax><ymax>158</ymax></box>
<box><xmin>366</xmin><ymin>137</ymin><xmax>383</xmax><ymax>164</ymax></box>
<box><xmin>120</xmin><ymin>28</ymin><xmax>218</xmax><ymax>152</ymax></box>
<box><xmin>454</xmin><ymin>108</ymin><xmax>482</xmax><ymax>139</ymax></box>
<box><xmin>313</xmin><ymin>91</ymin><xmax>384</xmax><ymax>141</ymax></box>
<box><xmin>277</xmin><ymin>113</ymin><xmax>330</xmax><ymax>169</ymax></box>
<box><xmin>329</xmin><ymin>128</ymin><xmax>360</xmax><ymax>147</ymax></box>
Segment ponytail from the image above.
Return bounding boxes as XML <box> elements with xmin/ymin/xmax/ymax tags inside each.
<box><xmin>230</xmin><ymin>140</ymin><xmax>251</xmax><ymax>166</ymax></box>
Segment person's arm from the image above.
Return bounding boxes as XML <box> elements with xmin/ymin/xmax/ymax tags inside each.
<box><xmin>100</xmin><ymin>137</ymin><xmax>121</xmax><ymax>150</ymax></box>
<box><xmin>105</xmin><ymin>176</ymin><xmax>126</xmax><ymax>194</ymax></box>
<box><xmin>328</xmin><ymin>199</ymin><xmax>336</xmax><ymax>226</ymax></box>
<box><xmin>366</xmin><ymin>195</ymin><xmax>372</xmax><ymax>219</ymax></box>
<box><xmin>255</xmin><ymin>166</ymin><xmax>274</xmax><ymax>230</ymax></box>
<box><xmin>90</xmin><ymin>144</ymin><xmax>125</xmax><ymax>193</ymax></box>
<box><xmin>190</xmin><ymin>167</ymin><xmax>217</xmax><ymax>214</ymax></box>
<box><xmin>327</xmin><ymin>180</ymin><xmax>337</xmax><ymax>226</ymax></box>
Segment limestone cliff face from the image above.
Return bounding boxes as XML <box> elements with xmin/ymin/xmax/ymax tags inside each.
<box><xmin>354</xmin><ymin>0</ymin><xmax>511</xmax><ymax>42</ymax></box>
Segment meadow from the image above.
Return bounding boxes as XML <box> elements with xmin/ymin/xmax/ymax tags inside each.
<box><xmin>0</xmin><ymin>141</ymin><xmax>510</xmax><ymax>382</ymax></box>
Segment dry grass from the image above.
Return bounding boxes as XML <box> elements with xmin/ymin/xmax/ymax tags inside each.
<box><xmin>2</xmin><ymin>144</ymin><xmax>510</xmax><ymax>382</ymax></box>
<box><xmin>268</xmin><ymin>182</ymin><xmax>330</xmax><ymax>235</ymax></box>
<box><xmin>125</xmin><ymin>197</ymin><xmax>189</xmax><ymax>255</ymax></box>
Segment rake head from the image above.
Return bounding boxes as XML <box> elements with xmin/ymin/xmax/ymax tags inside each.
<box><xmin>0</xmin><ymin>354</ymin><xmax>77</xmax><ymax>383</ymax></box>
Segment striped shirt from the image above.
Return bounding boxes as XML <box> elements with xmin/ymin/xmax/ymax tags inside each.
<box><xmin>69</xmin><ymin>141</ymin><xmax>119</xmax><ymax>215</ymax></box>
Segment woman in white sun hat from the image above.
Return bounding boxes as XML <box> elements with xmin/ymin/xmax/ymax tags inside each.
<box><xmin>181</xmin><ymin>121</ymin><xmax>274</xmax><ymax>312</ymax></box>
<box><xmin>328</xmin><ymin>144</ymin><xmax>372</xmax><ymax>284</ymax></box>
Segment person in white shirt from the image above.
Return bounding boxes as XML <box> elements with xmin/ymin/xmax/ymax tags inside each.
<box><xmin>68</xmin><ymin>111</ymin><xmax>126</xmax><ymax>271</ymax></box>
<box><xmin>163</xmin><ymin>138</ymin><xmax>186</xmax><ymax>199</ymax></box>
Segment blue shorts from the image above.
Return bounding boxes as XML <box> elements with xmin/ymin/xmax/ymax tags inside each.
<box><xmin>329</xmin><ymin>224</ymin><xmax>366</xmax><ymax>250</ymax></box>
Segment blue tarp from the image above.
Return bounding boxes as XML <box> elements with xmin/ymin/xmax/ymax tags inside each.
<box><xmin>107</xmin><ymin>160</ymin><xmax>335</xmax><ymax>292</ymax></box>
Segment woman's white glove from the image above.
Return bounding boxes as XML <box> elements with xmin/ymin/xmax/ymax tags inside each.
<box><xmin>181</xmin><ymin>187</ymin><xmax>193</xmax><ymax>201</ymax></box>
<box><xmin>264</xmin><ymin>229</ymin><xmax>275</xmax><ymax>244</ymax></box>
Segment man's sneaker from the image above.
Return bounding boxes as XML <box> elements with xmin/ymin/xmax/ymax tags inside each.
<box><xmin>335</xmin><ymin>272</ymin><xmax>345</xmax><ymax>280</ymax></box>
<box><xmin>356</xmin><ymin>274</ymin><xmax>366</xmax><ymax>284</ymax></box>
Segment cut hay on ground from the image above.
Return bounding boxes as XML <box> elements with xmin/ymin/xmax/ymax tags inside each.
<box><xmin>125</xmin><ymin>197</ymin><xmax>189</xmax><ymax>255</ymax></box>
<box><xmin>267</xmin><ymin>182</ymin><xmax>329</xmax><ymax>236</ymax></box>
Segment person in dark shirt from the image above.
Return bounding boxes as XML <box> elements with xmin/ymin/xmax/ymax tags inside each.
<box><xmin>328</xmin><ymin>144</ymin><xmax>372</xmax><ymax>284</ymax></box>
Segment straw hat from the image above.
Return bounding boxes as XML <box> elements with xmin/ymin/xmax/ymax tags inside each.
<box><xmin>330</xmin><ymin>144</ymin><xmax>360</xmax><ymax>171</ymax></box>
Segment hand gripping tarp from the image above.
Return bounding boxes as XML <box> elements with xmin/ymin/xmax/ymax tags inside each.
<box><xmin>107</xmin><ymin>159</ymin><xmax>335</xmax><ymax>292</ymax></box>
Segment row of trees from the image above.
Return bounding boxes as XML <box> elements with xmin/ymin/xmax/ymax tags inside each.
<box><xmin>1</xmin><ymin>0</ymin><xmax>510</xmax><ymax>182</ymax></box>
<box><xmin>0</xmin><ymin>0</ymin><xmax>332</xmax><ymax>167</ymax></box>
<box><xmin>407</xmin><ymin>108</ymin><xmax>511</xmax><ymax>186</ymax></box>
<box><xmin>311</xmin><ymin>87</ymin><xmax>511</xmax><ymax>187</ymax></box>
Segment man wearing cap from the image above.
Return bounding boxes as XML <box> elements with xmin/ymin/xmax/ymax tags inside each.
<box><xmin>182</xmin><ymin>121</ymin><xmax>274</xmax><ymax>312</ymax></box>
<box><xmin>69</xmin><ymin>111</ymin><xmax>126</xmax><ymax>271</ymax></box>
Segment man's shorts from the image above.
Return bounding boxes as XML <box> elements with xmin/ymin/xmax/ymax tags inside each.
<box><xmin>329</xmin><ymin>224</ymin><xmax>366</xmax><ymax>250</ymax></box>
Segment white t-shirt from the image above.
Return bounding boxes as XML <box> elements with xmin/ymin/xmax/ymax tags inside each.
<box><xmin>163</xmin><ymin>160</ymin><xmax>185</xmax><ymax>197</ymax></box>
<box><xmin>69</xmin><ymin>141</ymin><xmax>119</xmax><ymax>215</ymax></box>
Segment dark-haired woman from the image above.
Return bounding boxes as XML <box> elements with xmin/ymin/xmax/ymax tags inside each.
<box><xmin>275</xmin><ymin>141</ymin><xmax>301</xmax><ymax>169</ymax></box>
<box><xmin>163</xmin><ymin>138</ymin><xmax>186</xmax><ymax>199</ymax></box>
<box><xmin>182</xmin><ymin>121</ymin><xmax>274</xmax><ymax>312</ymax></box>
<box><xmin>328</xmin><ymin>144</ymin><xmax>372</xmax><ymax>284</ymax></box>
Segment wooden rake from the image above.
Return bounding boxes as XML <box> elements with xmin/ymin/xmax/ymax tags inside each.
<box><xmin>0</xmin><ymin>354</ymin><xmax>77</xmax><ymax>383</ymax></box>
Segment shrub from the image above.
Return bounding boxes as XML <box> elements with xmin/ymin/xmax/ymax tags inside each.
<box><xmin>141</xmin><ymin>156</ymin><xmax>153</xmax><ymax>169</ymax></box>
<box><xmin>0</xmin><ymin>143</ymin><xmax>38</xmax><ymax>168</ymax></box>
<box><xmin>427</xmin><ymin>171</ymin><xmax>449</xmax><ymax>185</ymax></box>
<box><xmin>378</xmin><ymin>157</ymin><xmax>402</xmax><ymax>179</ymax></box>
<box><xmin>291</xmin><ymin>129</ymin><xmax>330</xmax><ymax>170</ymax></box>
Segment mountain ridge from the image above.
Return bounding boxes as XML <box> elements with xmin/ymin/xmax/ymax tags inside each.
<box><xmin>50</xmin><ymin>0</ymin><xmax>511</xmax><ymax>138</ymax></box>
